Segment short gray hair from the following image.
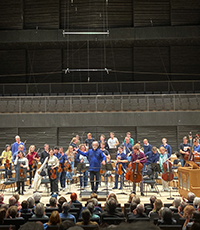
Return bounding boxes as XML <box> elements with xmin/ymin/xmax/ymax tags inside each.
<box><xmin>33</xmin><ymin>192</ymin><xmax>41</xmax><ymax>203</ymax></box>
<box><xmin>187</xmin><ymin>192</ymin><xmax>195</xmax><ymax>202</ymax></box>
<box><xmin>174</xmin><ymin>198</ymin><xmax>181</xmax><ymax>208</ymax></box>
<box><xmin>27</xmin><ymin>197</ymin><xmax>35</xmax><ymax>208</ymax></box>
<box><xmin>35</xmin><ymin>203</ymin><xmax>45</xmax><ymax>216</ymax></box>
<box><xmin>90</xmin><ymin>198</ymin><xmax>98</xmax><ymax>206</ymax></box>
<box><xmin>193</xmin><ymin>197</ymin><xmax>200</xmax><ymax>206</ymax></box>
<box><xmin>136</xmin><ymin>204</ymin><xmax>144</xmax><ymax>214</ymax></box>
<box><xmin>62</xmin><ymin>202</ymin><xmax>71</xmax><ymax>213</ymax></box>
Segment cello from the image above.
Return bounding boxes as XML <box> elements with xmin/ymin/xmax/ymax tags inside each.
<box><xmin>162</xmin><ymin>159</ymin><xmax>174</xmax><ymax>182</ymax></box>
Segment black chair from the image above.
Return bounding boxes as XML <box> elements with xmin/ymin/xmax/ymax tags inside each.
<box><xmin>127</xmin><ymin>217</ymin><xmax>150</xmax><ymax>223</ymax></box>
<box><xmin>116</xmin><ymin>207</ymin><xmax>122</xmax><ymax>212</ymax></box>
<box><xmin>145</xmin><ymin>207</ymin><xmax>152</xmax><ymax>215</ymax></box>
<box><xmin>69</xmin><ymin>208</ymin><xmax>80</xmax><ymax>220</ymax></box>
<box><xmin>2</xmin><ymin>179</ymin><xmax>15</xmax><ymax>193</ymax></box>
<box><xmin>124</xmin><ymin>203</ymin><xmax>130</xmax><ymax>208</ymax></box>
<box><xmin>20</xmin><ymin>213</ymin><xmax>33</xmax><ymax>222</ymax></box>
<box><xmin>28</xmin><ymin>217</ymin><xmax>49</xmax><ymax>223</ymax></box>
<box><xmin>173</xmin><ymin>213</ymin><xmax>181</xmax><ymax>224</ymax></box>
<box><xmin>46</xmin><ymin>226</ymin><xmax>60</xmax><ymax>230</ymax></box>
<box><xmin>159</xmin><ymin>225</ymin><xmax>182</xmax><ymax>230</ymax></box>
<box><xmin>3</xmin><ymin>218</ymin><xmax>25</xmax><ymax>230</ymax></box>
<box><xmin>61</xmin><ymin>218</ymin><xmax>76</xmax><ymax>223</ymax></box>
<box><xmin>101</xmin><ymin>217</ymin><xmax>125</xmax><ymax>225</ymax></box>
<box><xmin>164</xmin><ymin>203</ymin><xmax>172</xmax><ymax>208</ymax></box>
<box><xmin>0</xmin><ymin>225</ymin><xmax>16</xmax><ymax>230</ymax></box>
<box><xmin>45</xmin><ymin>208</ymin><xmax>59</xmax><ymax>213</ymax></box>
<box><xmin>78</xmin><ymin>218</ymin><xmax>100</xmax><ymax>225</ymax></box>
<box><xmin>73</xmin><ymin>203</ymin><xmax>82</xmax><ymax>210</ymax></box>
<box><xmin>124</xmin><ymin>207</ymin><xmax>130</xmax><ymax>217</ymax></box>
<box><xmin>79</xmin><ymin>225</ymin><xmax>99</xmax><ymax>230</ymax></box>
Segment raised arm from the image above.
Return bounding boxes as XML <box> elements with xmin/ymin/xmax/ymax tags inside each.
<box><xmin>76</xmin><ymin>148</ymin><xmax>88</xmax><ymax>157</ymax></box>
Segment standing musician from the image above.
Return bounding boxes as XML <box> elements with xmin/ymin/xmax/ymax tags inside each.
<box><xmin>12</xmin><ymin>145</ymin><xmax>25</xmax><ymax>171</ymax></box>
<box><xmin>42</xmin><ymin>149</ymin><xmax>59</xmax><ymax>195</ymax></box>
<box><xmin>26</xmin><ymin>145</ymin><xmax>39</xmax><ymax>189</ymax></box>
<box><xmin>179</xmin><ymin>136</ymin><xmax>191</xmax><ymax>167</ymax></box>
<box><xmin>53</xmin><ymin>147</ymin><xmax>61</xmax><ymax>187</ymax></box>
<box><xmin>143</xmin><ymin>139</ymin><xmax>152</xmax><ymax>154</ymax></box>
<box><xmin>40</xmin><ymin>144</ymin><xmax>49</xmax><ymax>164</ymax></box>
<box><xmin>98</xmin><ymin>134</ymin><xmax>109</xmax><ymax>151</ymax></box>
<box><xmin>11</xmin><ymin>135</ymin><xmax>26</xmax><ymax>156</ymax></box>
<box><xmin>193</xmin><ymin>139</ymin><xmax>200</xmax><ymax>153</ymax></box>
<box><xmin>113</xmin><ymin>146</ymin><xmax>128</xmax><ymax>190</ymax></box>
<box><xmin>159</xmin><ymin>147</ymin><xmax>170</xmax><ymax>192</ymax></box>
<box><xmin>75</xmin><ymin>141</ymin><xmax>106</xmax><ymax>193</ymax></box>
<box><xmin>100</xmin><ymin>142</ymin><xmax>111</xmax><ymax>186</ymax></box>
<box><xmin>75</xmin><ymin>144</ymin><xmax>89</xmax><ymax>189</ymax></box>
<box><xmin>14</xmin><ymin>151</ymin><xmax>28</xmax><ymax>195</ymax></box>
<box><xmin>160</xmin><ymin>138</ymin><xmax>172</xmax><ymax>158</ymax></box>
<box><xmin>124</xmin><ymin>137</ymin><xmax>133</xmax><ymax>161</ymax></box>
<box><xmin>66</xmin><ymin>146</ymin><xmax>75</xmax><ymax>184</ymax></box>
<box><xmin>59</xmin><ymin>147</ymin><xmax>68</xmax><ymax>192</ymax></box>
<box><xmin>1</xmin><ymin>144</ymin><xmax>12</xmax><ymax>178</ymax></box>
<box><xmin>131</xmin><ymin>144</ymin><xmax>147</xmax><ymax>196</ymax></box>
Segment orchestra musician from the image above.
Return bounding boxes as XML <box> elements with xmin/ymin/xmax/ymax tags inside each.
<box><xmin>42</xmin><ymin>149</ymin><xmax>59</xmax><ymax>195</ymax></box>
<box><xmin>11</xmin><ymin>135</ymin><xmax>26</xmax><ymax>156</ymax></box>
<box><xmin>53</xmin><ymin>146</ymin><xmax>61</xmax><ymax>188</ymax></box>
<box><xmin>14</xmin><ymin>151</ymin><xmax>28</xmax><ymax>195</ymax></box>
<box><xmin>12</xmin><ymin>145</ymin><xmax>25</xmax><ymax>171</ymax></box>
<box><xmin>179</xmin><ymin>136</ymin><xmax>191</xmax><ymax>167</ymax></box>
<box><xmin>40</xmin><ymin>144</ymin><xmax>49</xmax><ymax>164</ymax></box>
<box><xmin>75</xmin><ymin>144</ymin><xmax>89</xmax><ymax>189</ymax></box>
<box><xmin>160</xmin><ymin>138</ymin><xmax>172</xmax><ymax>158</ymax></box>
<box><xmin>75</xmin><ymin>141</ymin><xmax>106</xmax><ymax>193</ymax></box>
<box><xmin>66</xmin><ymin>146</ymin><xmax>75</xmax><ymax>184</ymax></box>
<box><xmin>123</xmin><ymin>137</ymin><xmax>133</xmax><ymax>161</ymax></box>
<box><xmin>59</xmin><ymin>147</ymin><xmax>68</xmax><ymax>191</ymax></box>
<box><xmin>131</xmin><ymin>144</ymin><xmax>147</xmax><ymax>196</ymax></box>
<box><xmin>26</xmin><ymin>145</ymin><xmax>39</xmax><ymax>189</ymax></box>
<box><xmin>1</xmin><ymin>144</ymin><xmax>12</xmax><ymax>178</ymax></box>
<box><xmin>112</xmin><ymin>146</ymin><xmax>128</xmax><ymax>190</ymax></box>
<box><xmin>159</xmin><ymin>147</ymin><xmax>170</xmax><ymax>192</ymax></box>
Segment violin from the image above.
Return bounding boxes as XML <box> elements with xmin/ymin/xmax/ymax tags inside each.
<box><xmin>19</xmin><ymin>167</ymin><xmax>25</xmax><ymax>178</ymax></box>
<box><xmin>32</xmin><ymin>149</ymin><xmax>40</xmax><ymax>169</ymax></box>
<box><xmin>5</xmin><ymin>159</ymin><xmax>10</xmax><ymax>169</ymax></box>
<box><xmin>57</xmin><ymin>163</ymin><xmax>63</xmax><ymax>173</ymax></box>
<box><xmin>116</xmin><ymin>156</ymin><xmax>123</xmax><ymax>175</ymax></box>
<box><xmin>64</xmin><ymin>161</ymin><xmax>72</xmax><ymax>172</ymax></box>
<box><xmin>50</xmin><ymin>168</ymin><xmax>57</xmax><ymax>179</ymax></box>
<box><xmin>162</xmin><ymin>160</ymin><xmax>174</xmax><ymax>182</ymax></box>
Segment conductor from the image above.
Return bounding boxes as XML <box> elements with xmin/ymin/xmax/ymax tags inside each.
<box><xmin>75</xmin><ymin>141</ymin><xmax>106</xmax><ymax>193</ymax></box>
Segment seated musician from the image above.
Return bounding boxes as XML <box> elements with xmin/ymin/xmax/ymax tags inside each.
<box><xmin>59</xmin><ymin>147</ymin><xmax>68</xmax><ymax>192</ymax></box>
<box><xmin>193</xmin><ymin>139</ymin><xmax>200</xmax><ymax>155</ymax></box>
<box><xmin>179</xmin><ymin>136</ymin><xmax>191</xmax><ymax>167</ymax></box>
<box><xmin>27</xmin><ymin>145</ymin><xmax>39</xmax><ymax>189</ymax></box>
<box><xmin>145</xmin><ymin>146</ymin><xmax>160</xmax><ymax>189</ymax></box>
<box><xmin>112</xmin><ymin>146</ymin><xmax>128</xmax><ymax>190</ymax></box>
<box><xmin>14</xmin><ymin>151</ymin><xmax>28</xmax><ymax>195</ymax></box>
<box><xmin>159</xmin><ymin>147</ymin><xmax>170</xmax><ymax>192</ymax></box>
<box><xmin>131</xmin><ymin>144</ymin><xmax>147</xmax><ymax>196</ymax></box>
<box><xmin>1</xmin><ymin>144</ymin><xmax>12</xmax><ymax>178</ymax></box>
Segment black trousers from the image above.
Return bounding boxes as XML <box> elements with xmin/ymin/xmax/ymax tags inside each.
<box><xmin>48</xmin><ymin>167</ymin><xmax>58</xmax><ymax>193</ymax></box>
<box><xmin>90</xmin><ymin>171</ymin><xmax>100</xmax><ymax>192</ymax></box>
<box><xmin>17</xmin><ymin>181</ymin><xmax>24</xmax><ymax>193</ymax></box>
<box><xmin>28</xmin><ymin>164</ymin><xmax>36</xmax><ymax>185</ymax></box>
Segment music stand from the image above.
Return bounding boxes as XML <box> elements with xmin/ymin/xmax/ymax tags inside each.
<box><xmin>101</xmin><ymin>163</ymin><xmax>113</xmax><ymax>195</ymax></box>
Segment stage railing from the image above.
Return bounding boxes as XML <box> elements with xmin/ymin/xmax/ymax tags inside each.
<box><xmin>0</xmin><ymin>94</ymin><xmax>200</xmax><ymax>113</ymax></box>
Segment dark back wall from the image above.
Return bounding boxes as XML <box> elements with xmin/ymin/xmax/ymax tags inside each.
<box><xmin>0</xmin><ymin>111</ymin><xmax>199</xmax><ymax>154</ymax></box>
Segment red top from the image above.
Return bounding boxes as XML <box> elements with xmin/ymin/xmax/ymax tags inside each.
<box><xmin>26</xmin><ymin>152</ymin><xmax>39</xmax><ymax>165</ymax></box>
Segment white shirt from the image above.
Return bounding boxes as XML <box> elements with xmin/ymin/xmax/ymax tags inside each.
<box><xmin>108</xmin><ymin>137</ymin><xmax>118</xmax><ymax>149</ymax></box>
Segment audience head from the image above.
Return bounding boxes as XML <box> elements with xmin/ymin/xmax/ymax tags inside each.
<box><xmin>49</xmin><ymin>197</ymin><xmax>57</xmax><ymax>207</ymax></box>
<box><xmin>0</xmin><ymin>194</ymin><xmax>4</xmax><ymax>203</ymax></box>
<box><xmin>0</xmin><ymin>208</ymin><xmax>6</xmax><ymax>224</ymax></box>
<box><xmin>9</xmin><ymin>197</ymin><xmax>16</xmax><ymax>207</ymax></box>
<box><xmin>21</xmin><ymin>200</ymin><xmax>29</xmax><ymax>210</ymax></box>
<box><xmin>59</xmin><ymin>220</ymin><xmax>75</xmax><ymax>230</ymax></box>
<box><xmin>130</xmin><ymin>202</ymin><xmax>137</xmax><ymax>213</ymax></box>
<box><xmin>154</xmin><ymin>199</ymin><xmax>163</xmax><ymax>212</ymax></box>
<box><xmin>132</xmin><ymin>196</ymin><xmax>140</xmax><ymax>205</ymax></box>
<box><xmin>150</xmin><ymin>195</ymin><xmax>157</xmax><ymax>208</ymax></box>
<box><xmin>13</xmin><ymin>194</ymin><xmax>20</xmax><ymax>203</ymax></box>
<box><xmin>81</xmin><ymin>208</ymin><xmax>91</xmax><ymax>225</ymax></box>
<box><xmin>90</xmin><ymin>193</ymin><xmax>98</xmax><ymax>199</ymax></box>
<box><xmin>191</xmin><ymin>222</ymin><xmax>200</xmax><ymax>230</ymax></box>
<box><xmin>128</xmin><ymin>193</ymin><xmax>135</xmax><ymax>203</ymax></box>
<box><xmin>183</xmin><ymin>205</ymin><xmax>195</xmax><ymax>218</ymax></box>
<box><xmin>87</xmin><ymin>202</ymin><xmax>95</xmax><ymax>215</ymax></box>
<box><xmin>48</xmin><ymin>211</ymin><xmax>61</xmax><ymax>225</ymax></box>
<box><xmin>58</xmin><ymin>196</ymin><xmax>67</xmax><ymax>207</ymax></box>
<box><xmin>90</xmin><ymin>198</ymin><xmax>98</xmax><ymax>207</ymax></box>
<box><xmin>179</xmin><ymin>201</ymin><xmax>187</xmax><ymax>213</ymax></box>
<box><xmin>70</xmin><ymin>193</ymin><xmax>77</xmax><ymax>202</ymax></box>
<box><xmin>27</xmin><ymin>197</ymin><xmax>35</xmax><ymax>209</ymax></box>
<box><xmin>108</xmin><ymin>193</ymin><xmax>118</xmax><ymax>203</ymax></box>
<box><xmin>193</xmin><ymin>197</ymin><xmax>200</xmax><ymax>207</ymax></box>
<box><xmin>19</xmin><ymin>222</ymin><xmax>45</xmax><ymax>230</ymax></box>
<box><xmin>136</xmin><ymin>204</ymin><xmax>145</xmax><ymax>214</ymax></box>
<box><xmin>33</xmin><ymin>192</ymin><xmax>41</xmax><ymax>204</ymax></box>
<box><xmin>62</xmin><ymin>202</ymin><xmax>71</xmax><ymax>214</ymax></box>
<box><xmin>8</xmin><ymin>206</ymin><xmax>18</xmax><ymax>218</ymax></box>
<box><xmin>162</xmin><ymin>207</ymin><xmax>173</xmax><ymax>224</ymax></box>
<box><xmin>107</xmin><ymin>198</ymin><xmax>117</xmax><ymax>213</ymax></box>
<box><xmin>173</xmin><ymin>197</ymin><xmax>181</xmax><ymax>208</ymax></box>
<box><xmin>35</xmin><ymin>203</ymin><xmax>45</xmax><ymax>217</ymax></box>
<box><xmin>188</xmin><ymin>192</ymin><xmax>196</xmax><ymax>203</ymax></box>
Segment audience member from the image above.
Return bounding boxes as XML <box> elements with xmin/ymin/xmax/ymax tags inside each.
<box><xmin>8</xmin><ymin>206</ymin><xmax>22</xmax><ymax>219</ymax></box>
<box><xmin>58</xmin><ymin>196</ymin><xmax>67</xmax><ymax>213</ymax></box>
<box><xmin>59</xmin><ymin>202</ymin><xmax>76</xmax><ymax>223</ymax></box>
<box><xmin>90</xmin><ymin>198</ymin><xmax>102</xmax><ymax>214</ymax></box>
<box><xmin>178</xmin><ymin>201</ymin><xmax>187</xmax><ymax>217</ymax></box>
<box><xmin>169</xmin><ymin>197</ymin><xmax>181</xmax><ymax>212</ymax></box>
<box><xmin>69</xmin><ymin>193</ymin><xmax>82</xmax><ymax>207</ymax></box>
<box><xmin>76</xmin><ymin>208</ymin><xmax>99</xmax><ymax>228</ymax></box>
<box><xmin>127</xmin><ymin>193</ymin><xmax>135</xmax><ymax>204</ymax></box>
<box><xmin>13</xmin><ymin>194</ymin><xmax>22</xmax><ymax>211</ymax></box>
<box><xmin>87</xmin><ymin>202</ymin><xmax>100</xmax><ymax>220</ymax></box>
<box><xmin>183</xmin><ymin>192</ymin><xmax>196</xmax><ymax>204</ymax></box>
<box><xmin>59</xmin><ymin>219</ymin><xmax>75</xmax><ymax>230</ymax></box>
<box><xmin>131</xmin><ymin>204</ymin><xmax>147</xmax><ymax>219</ymax></box>
<box><xmin>0</xmin><ymin>208</ymin><xmax>6</xmax><ymax>224</ymax></box>
<box><xmin>31</xmin><ymin>203</ymin><xmax>49</xmax><ymax>219</ymax></box>
<box><xmin>18</xmin><ymin>222</ymin><xmax>45</xmax><ymax>230</ymax></box>
<box><xmin>43</xmin><ymin>211</ymin><xmax>61</xmax><ymax>230</ymax></box>
<box><xmin>182</xmin><ymin>205</ymin><xmax>195</xmax><ymax>230</ymax></box>
<box><xmin>46</xmin><ymin>197</ymin><xmax>58</xmax><ymax>210</ymax></box>
<box><xmin>8</xmin><ymin>196</ymin><xmax>16</xmax><ymax>207</ymax></box>
<box><xmin>0</xmin><ymin>194</ymin><xmax>4</xmax><ymax>206</ymax></box>
<box><xmin>193</xmin><ymin>197</ymin><xmax>200</xmax><ymax>209</ymax></box>
<box><xmin>27</xmin><ymin>197</ymin><xmax>35</xmax><ymax>210</ymax></box>
<box><xmin>33</xmin><ymin>192</ymin><xmax>42</xmax><ymax>205</ymax></box>
<box><xmin>132</xmin><ymin>196</ymin><xmax>141</xmax><ymax>205</ymax></box>
<box><xmin>127</xmin><ymin>202</ymin><xmax>137</xmax><ymax>219</ymax></box>
<box><xmin>19</xmin><ymin>200</ymin><xmax>32</xmax><ymax>213</ymax></box>
<box><xmin>149</xmin><ymin>199</ymin><xmax>163</xmax><ymax>221</ymax></box>
<box><xmin>158</xmin><ymin>207</ymin><xmax>176</xmax><ymax>225</ymax></box>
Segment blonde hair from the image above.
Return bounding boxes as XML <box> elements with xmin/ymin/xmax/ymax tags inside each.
<box><xmin>183</xmin><ymin>205</ymin><xmax>195</xmax><ymax>218</ymax></box>
<box><xmin>28</xmin><ymin>145</ymin><xmax>35</xmax><ymax>155</ymax></box>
